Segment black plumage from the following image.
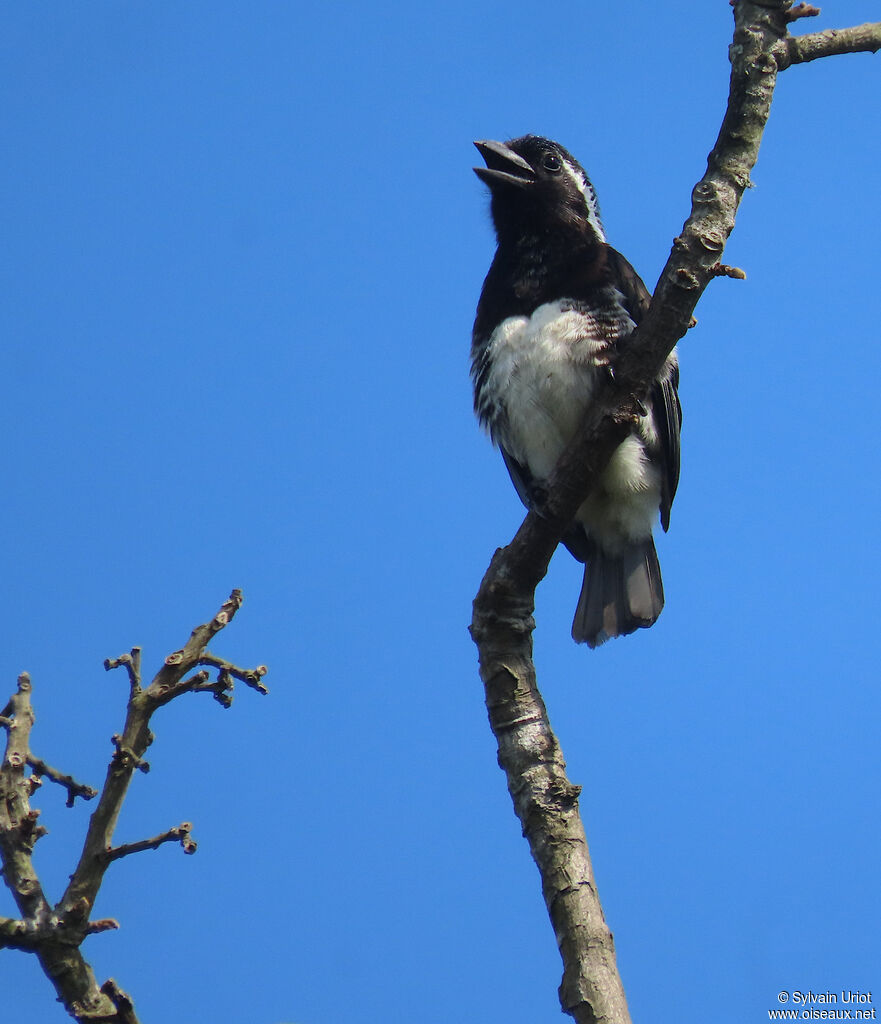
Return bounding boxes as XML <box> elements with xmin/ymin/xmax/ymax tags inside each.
<box><xmin>471</xmin><ymin>135</ymin><xmax>681</xmax><ymax>647</ymax></box>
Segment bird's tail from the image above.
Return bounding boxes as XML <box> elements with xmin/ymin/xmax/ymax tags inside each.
<box><xmin>571</xmin><ymin>537</ymin><xmax>665</xmax><ymax>648</ymax></box>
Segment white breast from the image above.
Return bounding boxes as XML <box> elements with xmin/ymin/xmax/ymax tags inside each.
<box><xmin>484</xmin><ymin>298</ymin><xmax>629</xmax><ymax>479</ymax></box>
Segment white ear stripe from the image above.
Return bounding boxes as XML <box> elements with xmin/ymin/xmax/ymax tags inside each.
<box><xmin>562</xmin><ymin>158</ymin><xmax>606</xmax><ymax>242</ymax></box>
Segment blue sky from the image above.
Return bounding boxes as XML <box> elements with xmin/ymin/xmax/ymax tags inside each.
<box><xmin>2</xmin><ymin>3</ymin><xmax>879</xmax><ymax>1022</ymax></box>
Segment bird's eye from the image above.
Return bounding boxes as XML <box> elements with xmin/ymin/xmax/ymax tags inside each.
<box><xmin>542</xmin><ymin>152</ymin><xmax>562</xmax><ymax>173</ymax></box>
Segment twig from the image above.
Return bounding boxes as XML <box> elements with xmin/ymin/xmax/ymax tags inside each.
<box><xmin>104</xmin><ymin>647</ymin><xmax>143</xmax><ymax>697</ymax></box>
<box><xmin>86</xmin><ymin>918</ymin><xmax>121</xmax><ymax>935</ymax></box>
<box><xmin>27</xmin><ymin>754</ymin><xmax>98</xmax><ymax>807</ymax></box>
<box><xmin>111</xmin><ymin>735</ymin><xmax>151</xmax><ymax>774</ymax></box>
<box><xmin>774</xmin><ymin>20</ymin><xmax>881</xmax><ymax>69</ymax></box>
<box><xmin>710</xmin><ymin>262</ymin><xmax>747</xmax><ymax>280</ymax></box>
<box><xmin>101</xmin><ymin>980</ymin><xmax>139</xmax><ymax>1024</ymax></box>
<box><xmin>185</xmin><ymin>666</ymin><xmax>235</xmax><ymax>708</ymax></box>
<box><xmin>104</xmin><ymin>822</ymin><xmax>197</xmax><ymax>862</ymax></box>
<box><xmin>199</xmin><ymin>652</ymin><xmax>270</xmax><ymax>694</ymax></box>
<box><xmin>785</xmin><ymin>2</ymin><xmax>820</xmax><ymax>23</ymax></box>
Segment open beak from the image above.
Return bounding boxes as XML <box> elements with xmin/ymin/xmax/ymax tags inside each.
<box><xmin>473</xmin><ymin>140</ymin><xmax>534</xmax><ymax>188</ymax></box>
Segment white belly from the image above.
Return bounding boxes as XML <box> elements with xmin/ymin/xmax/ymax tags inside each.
<box><xmin>484</xmin><ymin>298</ymin><xmax>661</xmax><ymax>550</ymax></box>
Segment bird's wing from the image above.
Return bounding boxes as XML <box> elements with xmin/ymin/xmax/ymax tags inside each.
<box><xmin>500</xmin><ymin>444</ymin><xmax>592</xmax><ymax>564</ymax></box>
<box><xmin>605</xmin><ymin>245</ymin><xmax>651</xmax><ymax>321</ymax></box>
<box><xmin>500</xmin><ymin>444</ymin><xmax>533</xmax><ymax>510</ymax></box>
<box><xmin>606</xmin><ymin>246</ymin><xmax>682</xmax><ymax>531</ymax></box>
<box><xmin>652</xmin><ymin>364</ymin><xmax>682</xmax><ymax>531</ymax></box>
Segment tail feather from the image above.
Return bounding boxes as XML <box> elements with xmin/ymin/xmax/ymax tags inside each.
<box><xmin>571</xmin><ymin>538</ymin><xmax>665</xmax><ymax>647</ymax></box>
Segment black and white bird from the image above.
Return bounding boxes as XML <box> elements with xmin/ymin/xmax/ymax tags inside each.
<box><xmin>471</xmin><ymin>135</ymin><xmax>681</xmax><ymax>647</ymax></box>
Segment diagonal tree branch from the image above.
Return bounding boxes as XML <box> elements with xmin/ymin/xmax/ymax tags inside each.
<box><xmin>60</xmin><ymin>591</ymin><xmax>259</xmax><ymax>914</ymax></box>
<box><xmin>104</xmin><ymin>822</ymin><xmax>197</xmax><ymax>862</ymax></box>
<box><xmin>470</xmin><ymin>4</ymin><xmax>879</xmax><ymax>1023</ymax></box>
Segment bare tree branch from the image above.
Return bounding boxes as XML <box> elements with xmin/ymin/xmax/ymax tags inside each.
<box><xmin>0</xmin><ymin>673</ymin><xmax>53</xmax><ymax>923</ymax></box>
<box><xmin>710</xmin><ymin>262</ymin><xmax>747</xmax><ymax>280</ymax></box>
<box><xmin>774</xmin><ymin>20</ymin><xmax>881</xmax><ymax>69</ymax></box>
<box><xmin>470</xmin><ymin>3</ymin><xmax>878</xmax><ymax>1022</ymax></box>
<box><xmin>103</xmin><ymin>648</ymin><xmax>142</xmax><ymax>698</ymax></box>
<box><xmin>104</xmin><ymin>822</ymin><xmax>197</xmax><ymax>863</ymax></box>
<box><xmin>199</xmin><ymin>651</ymin><xmax>270</xmax><ymax>694</ymax></box>
<box><xmin>26</xmin><ymin>754</ymin><xmax>98</xmax><ymax>807</ymax></box>
<box><xmin>0</xmin><ymin>591</ymin><xmax>268</xmax><ymax>1022</ymax></box>
<box><xmin>100</xmin><ymin>980</ymin><xmax>139</xmax><ymax>1024</ymax></box>
<box><xmin>785</xmin><ymin>2</ymin><xmax>821</xmax><ymax>23</ymax></box>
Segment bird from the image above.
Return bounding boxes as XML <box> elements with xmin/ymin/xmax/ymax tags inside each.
<box><xmin>471</xmin><ymin>135</ymin><xmax>681</xmax><ymax>647</ymax></box>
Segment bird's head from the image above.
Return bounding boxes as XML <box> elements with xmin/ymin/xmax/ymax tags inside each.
<box><xmin>473</xmin><ymin>135</ymin><xmax>605</xmax><ymax>245</ymax></box>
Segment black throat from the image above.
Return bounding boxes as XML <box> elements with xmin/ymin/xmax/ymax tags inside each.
<box><xmin>474</xmin><ymin>231</ymin><xmax>610</xmax><ymax>340</ymax></box>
